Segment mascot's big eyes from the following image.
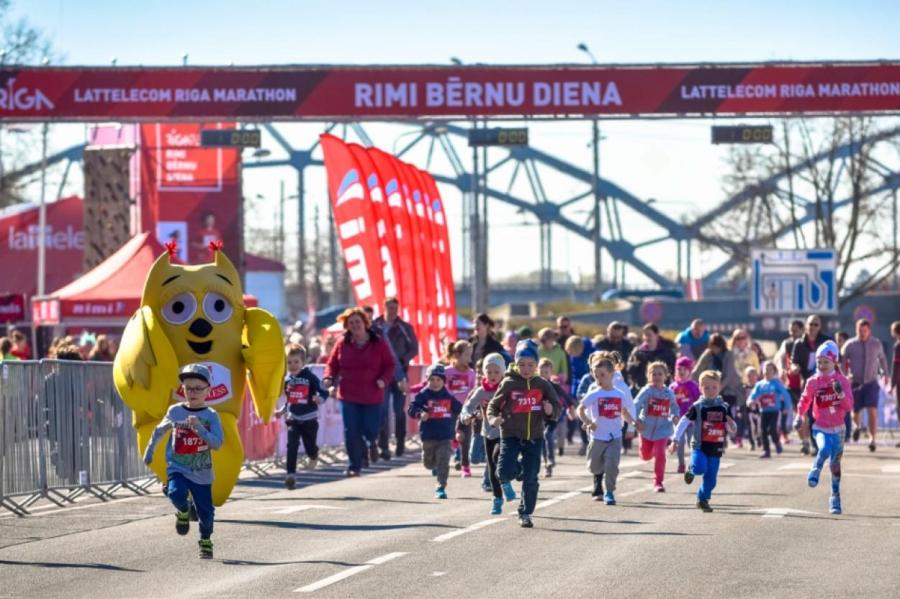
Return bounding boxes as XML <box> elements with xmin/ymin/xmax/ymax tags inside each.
<box><xmin>161</xmin><ymin>293</ymin><xmax>197</xmax><ymax>325</ymax></box>
<box><xmin>203</xmin><ymin>292</ymin><xmax>233</xmax><ymax>324</ymax></box>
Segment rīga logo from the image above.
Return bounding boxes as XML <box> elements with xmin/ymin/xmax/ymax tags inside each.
<box><xmin>0</xmin><ymin>78</ymin><xmax>54</xmax><ymax>111</ymax></box>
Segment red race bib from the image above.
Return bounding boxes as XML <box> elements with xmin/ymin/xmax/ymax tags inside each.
<box><xmin>427</xmin><ymin>399</ymin><xmax>453</xmax><ymax>419</ymax></box>
<box><xmin>447</xmin><ymin>374</ymin><xmax>471</xmax><ymax>396</ymax></box>
<box><xmin>174</xmin><ymin>425</ymin><xmax>208</xmax><ymax>454</ymax></box>
<box><xmin>511</xmin><ymin>389</ymin><xmax>543</xmax><ymax>414</ymax></box>
<box><xmin>814</xmin><ymin>388</ymin><xmax>840</xmax><ymax>412</ymax></box>
<box><xmin>598</xmin><ymin>396</ymin><xmax>622</xmax><ymax>420</ymax></box>
<box><xmin>758</xmin><ymin>393</ymin><xmax>776</xmax><ymax>408</ymax></box>
<box><xmin>701</xmin><ymin>410</ymin><xmax>726</xmax><ymax>443</ymax></box>
<box><xmin>286</xmin><ymin>382</ymin><xmax>310</xmax><ymax>405</ymax></box>
<box><xmin>647</xmin><ymin>397</ymin><xmax>670</xmax><ymax>417</ymax></box>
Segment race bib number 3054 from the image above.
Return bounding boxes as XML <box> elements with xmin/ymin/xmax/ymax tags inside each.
<box><xmin>598</xmin><ymin>396</ymin><xmax>622</xmax><ymax>420</ymax></box>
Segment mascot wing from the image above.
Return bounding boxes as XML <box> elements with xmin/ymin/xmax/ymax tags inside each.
<box><xmin>112</xmin><ymin>305</ymin><xmax>179</xmax><ymax>420</ymax></box>
<box><xmin>241</xmin><ymin>307</ymin><xmax>286</xmax><ymax>424</ymax></box>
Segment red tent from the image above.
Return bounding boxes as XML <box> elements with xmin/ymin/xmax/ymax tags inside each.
<box><xmin>32</xmin><ymin>231</ymin><xmax>257</xmax><ymax>327</ymax></box>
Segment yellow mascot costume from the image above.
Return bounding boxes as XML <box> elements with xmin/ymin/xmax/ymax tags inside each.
<box><xmin>113</xmin><ymin>241</ymin><xmax>285</xmax><ymax>506</ymax></box>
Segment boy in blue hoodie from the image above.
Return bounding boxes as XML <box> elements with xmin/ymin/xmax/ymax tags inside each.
<box><xmin>408</xmin><ymin>364</ymin><xmax>462</xmax><ymax>499</ymax></box>
<box><xmin>748</xmin><ymin>361</ymin><xmax>791</xmax><ymax>458</ymax></box>
<box><xmin>144</xmin><ymin>364</ymin><xmax>224</xmax><ymax>559</ymax></box>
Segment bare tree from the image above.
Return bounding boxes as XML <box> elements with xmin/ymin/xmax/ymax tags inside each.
<box><xmin>701</xmin><ymin>116</ymin><xmax>899</xmax><ymax>302</ymax></box>
<box><xmin>0</xmin><ymin>0</ymin><xmax>58</xmax><ymax>208</ymax></box>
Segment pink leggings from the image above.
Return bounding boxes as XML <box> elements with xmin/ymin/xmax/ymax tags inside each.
<box><xmin>639</xmin><ymin>437</ymin><xmax>668</xmax><ymax>485</ymax></box>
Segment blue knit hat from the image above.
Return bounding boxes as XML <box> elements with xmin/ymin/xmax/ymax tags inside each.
<box><xmin>426</xmin><ymin>363</ymin><xmax>447</xmax><ymax>381</ymax></box>
<box><xmin>514</xmin><ymin>339</ymin><xmax>540</xmax><ymax>363</ymax></box>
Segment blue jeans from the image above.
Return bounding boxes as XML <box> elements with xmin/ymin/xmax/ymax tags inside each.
<box><xmin>470</xmin><ymin>429</ymin><xmax>486</xmax><ymax>464</ymax></box>
<box><xmin>813</xmin><ymin>429</ymin><xmax>843</xmax><ymax>495</ymax></box>
<box><xmin>342</xmin><ymin>401</ymin><xmax>381</xmax><ymax>473</ymax></box>
<box><xmin>378</xmin><ymin>381</ymin><xmax>408</xmax><ymax>453</ymax></box>
<box><xmin>497</xmin><ymin>437</ymin><xmax>543</xmax><ymax>516</ymax></box>
<box><xmin>690</xmin><ymin>449</ymin><xmax>720</xmax><ymax>502</ymax></box>
<box><xmin>167</xmin><ymin>472</ymin><xmax>214</xmax><ymax>538</ymax></box>
<box><xmin>542</xmin><ymin>421</ymin><xmax>558</xmax><ymax>466</ymax></box>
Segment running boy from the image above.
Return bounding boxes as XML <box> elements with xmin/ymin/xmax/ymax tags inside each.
<box><xmin>577</xmin><ymin>354</ymin><xmax>638</xmax><ymax>505</ymax></box>
<box><xmin>143</xmin><ymin>364</ymin><xmax>224</xmax><ymax>558</ymax></box>
<box><xmin>487</xmin><ymin>340</ymin><xmax>560</xmax><ymax>528</ymax></box>
<box><xmin>670</xmin><ymin>356</ymin><xmax>700</xmax><ymax>474</ymax></box>
<box><xmin>634</xmin><ymin>361</ymin><xmax>678</xmax><ymax>492</ymax></box>
<box><xmin>408</xmin><ymin>364</ymin><xmax>462</xmax><ymax>499</ymax></box>
<box><xmin>538</xmin><ymin>357</ymin><xmax>576</xmax><ymax>479</ymax></box>
<box><xmin>748</xmin><ymin>361</ymin><xmax>791</xmax><ymax>458</ymax></box>
<box><xmin>793</xmin><ymin>341</ymin><xmax>853</xmax><ymax>514</ymax></box>
<box><xmin>670</xmin><ymin>370</ymin><xmax>737</xmax><ymax>513</ymax></box>
<box><xmin>275</xmin><ymin>344</ymin><xmax>329</xmax><ymax>490</ymax></box>
<box><xmin>461</xmin><ymin>353</ymin><xmax>512</xmax><ymax>514</ymax></box>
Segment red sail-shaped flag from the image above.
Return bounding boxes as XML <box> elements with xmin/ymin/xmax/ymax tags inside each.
<box><xmin>396</xmin><ymin>159</ymin><xmax>441</xmax><ymax>364</ymax></box>
<box><xmin>420</xmin><ymin>169</ymin><xmax>457</xmax><ymax>341</ymax></box>
<box><xmin>408</xmin><ymin>166</ymin><xmax>451</xmax><ymax>350</ymax></box>
<box><xmin>347</xmin><ymin>144</ymin><xmax>399</xmax><ymax>306</ymax></box>
<box><xmin>319</xmin><ymin>134</ymin><xmax>386</xmax><ymax>314</ymax></box>
<box><xmin>368</xmin><ymin>148</ymin><xmax>430</xmax><ymax>363</ymax></box>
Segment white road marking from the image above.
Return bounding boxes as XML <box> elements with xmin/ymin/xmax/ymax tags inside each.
<box><xmin>616</xmin><ymin>485</ymin><xmax>655</xmax><ymax>498</ymax></box>
<box><xmin>778</xmin><ymin>462</ymin><xmax>813</xmax><ymax>471</ymax></box>
<box><xmin>535</xmin><ymin>485</ymin><xmax>593</xmax><ymax>510</ymax></box>
<box><xmin>752</xmin><ymin>507</ymin><xmax>818</xmax><ymax>519</ymax></box>
<box><xmin>432</xmin><ymin>571</ymin><xmax>447</xmax><ymax>577</ymax></box>
<box><xmin>294</xmin><ymin>552</ymin><xmax>407</xmax><ymax>593</ymax></box>
<box><xmin>431</xmin><ymin>517</ymin><xmax>506</xmax><ymax>543</ymax></box>
<box><xmin>882</xmin><ymin>464</ymin><xmax>900</xmax><ymax>473</ymax></box>
<box><xmin>270</xmin><ymin>505</ymin><xmax>348</xmax><ymax>515</ymax></box>
<box><xmin>718</xmin><ymin>460</ymin><xmax>736</xmax><ymax>469</ymax></box>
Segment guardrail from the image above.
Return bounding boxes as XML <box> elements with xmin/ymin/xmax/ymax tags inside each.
<box><xmin>0</xmin><ymin>360</ymin><xmax>430</xmax><ymax>516</ymax></box>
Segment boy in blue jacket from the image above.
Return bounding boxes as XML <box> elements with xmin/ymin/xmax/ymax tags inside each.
<box><xmin>144</xmin><ymin>364</ymin><xmax>224</xmax><ymax>559</ymax></box>
<box><xmin>408</xmin><ymin>364</ymin><xmax>462</xmax><ymax>499</ymax></box>
<box><xmin>748</xmin><ymin>361</ymin><xmax>792</xmax><ymax>457</ymax></box>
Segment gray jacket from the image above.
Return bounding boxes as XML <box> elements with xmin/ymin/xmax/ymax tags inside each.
<box><xmin>461</xmin><ymin>385</ymin><xmax>500</xmax><ymax>440</ymax></box>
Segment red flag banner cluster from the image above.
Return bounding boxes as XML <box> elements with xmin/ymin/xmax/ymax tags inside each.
<box><xmin>320</xmin><ymin>134</ymin><xmax>456</xmax><ymax>364</ymax></box>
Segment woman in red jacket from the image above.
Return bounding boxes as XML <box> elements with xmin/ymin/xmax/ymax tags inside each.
<box><xmin>324</xmin><ymin>308</ymin><xmax>397</xmax><ymax>476</ymax></box>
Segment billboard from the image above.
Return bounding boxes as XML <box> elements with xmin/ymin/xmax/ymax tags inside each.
<box><xmin>751</xmin><ymin>248</ymin><xmax>838</xmax><ymax>315</ymax></box>
<box><xmin>1</xmin><ymin>63</ymin><xmax>898</xmax><ymax>121</ymax></box>
<box><xmin>138</xmin><ymin>123</ymin><xmax>241</xmax><ymax>265</ymax></box>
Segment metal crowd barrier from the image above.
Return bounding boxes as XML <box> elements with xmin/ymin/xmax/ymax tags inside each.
<box><xmin>0</xmin><ymin>360</ymin><xmax>429</xmax><ymax>516</ymax></box>
<box><xmin>0</xmin><ymin>360</ymin><xmax>154</xmax><ymax>516</ymax></box>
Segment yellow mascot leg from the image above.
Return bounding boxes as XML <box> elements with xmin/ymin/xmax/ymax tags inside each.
<box><xmin>212</xmin><ymin>413</ymin><xmax>243</xmax><ymax>507</ymax></box>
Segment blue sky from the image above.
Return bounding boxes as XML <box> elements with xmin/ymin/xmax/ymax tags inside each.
<box><xmin>13</xmin><ymin>0</ymin><xmax>900</xmax><ymax>287</ymax></box>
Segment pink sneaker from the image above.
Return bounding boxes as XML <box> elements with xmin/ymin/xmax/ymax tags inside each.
<box><xmin>654</xmin><ymin>484</ymin><xmax>666</xmax><ymax>493</ymax></box>
<box><xmin>461</xmin><ymin>466</ymin><xmax>471</xmax><ymax>478</ymax></box>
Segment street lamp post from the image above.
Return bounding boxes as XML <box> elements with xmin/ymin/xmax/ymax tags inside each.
<box><xmin>578</xmin><ymin>43</ymin><xmax>603</xmax><ymax>299</ymax></box>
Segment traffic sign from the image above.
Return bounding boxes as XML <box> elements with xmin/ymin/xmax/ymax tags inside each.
<box><xmin>751</xmin><ymin>248</ymin><xmax>837</xmax><ymax>315</ymax></box>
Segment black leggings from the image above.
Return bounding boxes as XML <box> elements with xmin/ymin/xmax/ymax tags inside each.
<box><xmin>485</xmin><ymin>437</ymin><xmax>503</xmax><ymax>499</ymax></box>
<box><xmin>286</xmin><ymin>419</ymin><xmax>319</xmax><ymax>474</ymax></box>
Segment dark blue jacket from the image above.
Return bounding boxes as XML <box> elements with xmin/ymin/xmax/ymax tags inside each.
<box><xmin>408</xmin><ymin>387</ymin><xmax>462</xmax><ymax>441</ymax></box>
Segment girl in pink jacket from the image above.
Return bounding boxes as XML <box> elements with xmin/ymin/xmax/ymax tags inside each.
<box><xmin>793</xmin><ymin>341</ymin><xmax>853</xmax><ymax>514</ymax></box>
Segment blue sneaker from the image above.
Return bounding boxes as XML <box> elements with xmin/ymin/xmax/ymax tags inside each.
<box><xmin>501</xmin><ymin>482</ymin><xmax>517</xmax><ymax>502</ymax></box>
<box><xmin>604</xmin><ymin>491</ymin><xmax>616</xmax><ymax>505</ymax></box>
<box><xmin>829</xmin><ymin>494</ymin><xmax>841</xmax><ymax>515</ymax></box>
<box><xmin>807</xmin><ymin>467</ymin><xmax>821</xmax><ymax>488</ymax></box>
<box><xmin>435</xmin><ymin>486</ymin><xmax>447</xmax><ymax>499</ymax></box>
<box><xmin>491</xmin><ymin>497</ymin><xmax>503</xmax><ymax>515</ymax></box>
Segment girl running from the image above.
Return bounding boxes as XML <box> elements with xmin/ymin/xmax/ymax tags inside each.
<box><xmin>634</xmin><ymin>361</ymin><xmax>678</xmax><ymax>492</ymax></box>
<box><xmin>445</xmin><ymin>340</ymin><xmax>476</xmax><ymax>477</ymax></box>
<box><xmin>670</xmin><ymin>357</ymin><xmax>700</xmax><ymax>474</ymax></box>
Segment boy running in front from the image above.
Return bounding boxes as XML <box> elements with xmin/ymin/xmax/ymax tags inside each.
<box><xmin>670</xmin><ymin>370</ymin><xmax>737</xmax><ymax>513</ymax></box>
<box><xmin>144</xmin><ymin>364</ymin><xmax>224</xmax><ymax>558</ymax></box>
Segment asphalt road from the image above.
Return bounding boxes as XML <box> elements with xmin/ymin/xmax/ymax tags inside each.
<box><xmin>2</xmin><ymin>438</ymin><xmax>900</xmax><ymax>599</ymax></box>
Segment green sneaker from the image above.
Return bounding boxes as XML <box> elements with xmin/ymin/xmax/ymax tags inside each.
<box><xmin>198</xmin><ymin>538</ymin><xmax>214</xmax><ymax>559</ymax></box>
<box><xmin>175</xmin><ymin>510</ymin><xmax>190</xmax><ymax>536</ymax></box>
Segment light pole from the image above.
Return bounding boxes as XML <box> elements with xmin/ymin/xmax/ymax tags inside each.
<box><xmin>578</xmin><ymin>42</ymin><xmax>603</xmax><ymax>299</ymax></box>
